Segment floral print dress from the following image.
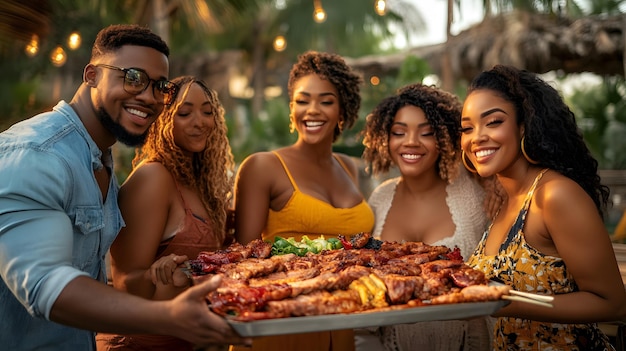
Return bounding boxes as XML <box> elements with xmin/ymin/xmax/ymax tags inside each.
<box><xmin>467</xmin><ymin>169</ymin><xmax>615</xmax><ymax>351</ymax></box>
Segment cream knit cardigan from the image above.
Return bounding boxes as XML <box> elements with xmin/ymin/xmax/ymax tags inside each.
<box><xmin>368</xmin><ymin>167</ymin><xmax>488</xmax><ymax>260</ymax></box>
<box><xmin>364</xmin><ymin>167</ymin><xmax>493</xmax><ymax>351</ymax></box>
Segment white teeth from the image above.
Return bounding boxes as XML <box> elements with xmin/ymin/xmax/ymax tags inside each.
<box><xmin>127</xmin><ymin>108</ymin><xmax>148</xmax><ymax>119</ymax></box>
<box><xmin>401</xmin><ymin>154</ymin><xmax>421</xmax><ymax>160</ymax></box>
<box><xmin>476</xmin><ymin>149</ymin><xmax>495</xmax><ymax>158</ymax></box>
<box><xmin>305</xmin><ymin>121</ymin><xmax>324</xmax><ymax>127</ymax></box>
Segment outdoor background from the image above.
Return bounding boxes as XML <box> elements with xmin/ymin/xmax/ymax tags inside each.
<box><xmin>1</xmin><ymin>0</ymin><xmax>625</xmax><ymax>238</ymax></box>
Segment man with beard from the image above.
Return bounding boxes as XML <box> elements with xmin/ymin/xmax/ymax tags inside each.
<box><xmin>0</xmin><ymin>24</ymin><xmax>250</xmax><ymax>351</ymax></box>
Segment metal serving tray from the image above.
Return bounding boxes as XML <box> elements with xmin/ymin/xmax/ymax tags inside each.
<box><xmin>228</xmin><ymin>300</ymin><xmax>507</xmax><ymax>337</ymax></box>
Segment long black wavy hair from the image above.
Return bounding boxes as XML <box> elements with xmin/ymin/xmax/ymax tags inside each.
<box><xmin>467</xmin><ymin>65</ymin><xmax>609</xmax><ymax>216</ymax></box>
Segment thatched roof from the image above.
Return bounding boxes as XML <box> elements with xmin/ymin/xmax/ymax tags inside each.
<box><xmin>347</xmin><ymin>11</ymin><xmax>625</xmax><ymax>82</ymax></box>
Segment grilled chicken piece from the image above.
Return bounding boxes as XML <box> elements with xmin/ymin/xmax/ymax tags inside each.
<box><xmin>266</xmin><ymin>289</ymin><xmax>364</xmax><ymax>318</ymax></box>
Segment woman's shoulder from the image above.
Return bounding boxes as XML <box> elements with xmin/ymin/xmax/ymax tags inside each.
<box><xmin>241</xmin><ymin>150</ymin><xmax>275</xmax><ymax>162</ymax></box>
<box><xmin>534</xmin><ymin>169</ymin><xmax>592</xmax><ymax>207</ymax></box>
<box><xmin>119</xmin><ymin>162</ymin><xmax>177</xmax><ymax>210</ymax></box>
<box><xmin>238</xmin><ymin>151</ymin><xmax>281</xmax><ymax>172</ymax></box>
<box><xmin>125</xmin><ymin>161</ymin><xmax>171</xmax><ymax>182</ymax></box>
<box><xmin>121</xmin><ymin>162</ymin><xmax>174</xmax><ymax>193</ymax></box>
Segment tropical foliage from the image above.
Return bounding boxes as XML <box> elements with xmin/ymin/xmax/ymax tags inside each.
<box><xmin>566</xmin><ymin>76</ymin><xmax>626</xmax><ymax>169</ymax></box>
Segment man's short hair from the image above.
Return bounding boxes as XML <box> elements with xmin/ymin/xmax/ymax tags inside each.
<box><xmin>91</xmin><ymin>24</ymin><xmax>169</xmax><ymax>60</ymax></box>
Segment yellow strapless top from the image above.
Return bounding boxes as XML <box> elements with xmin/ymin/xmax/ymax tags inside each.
<box><xmin>263</xmin><ymin>152</ymin><xmax>374</xmax><ymax>242</ymax></box>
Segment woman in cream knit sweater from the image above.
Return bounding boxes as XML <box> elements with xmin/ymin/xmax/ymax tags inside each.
<box><xmin>358</xmin><ymin>83</ymin><xmax>501</xmax><ymax>351</ymax></box>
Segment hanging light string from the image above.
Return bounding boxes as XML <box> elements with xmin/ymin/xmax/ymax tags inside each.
<box><xmin>273</xmin><ymin>35</ymin><xmax>287</xmax><ymax>51</ymax></box>
<box><xmin>67</xmin><ymin>31</ymin><xmax>81</xmax><ymax>50</ymax></box>
<box><xmin>50</xmin><ymin>45</ymin><xmax>67</xmax><ymax>67</ymax></box>
<box><xmin>25</xmin><ymin>34</ymin><xmax>39</xmax><ymax>57</ymax></box>
<box><xmin>313</xmin><ymin>0</ymin><xmax>326</xmax><ymax>23</ymax></box>
<box><xmin>375</xmin><ymin>0</ymin><xmax>387</xmax><ymax>16</ymax></box>
<box><xmin>24</xmin><ymin>31</ymin><xmax>81</xmax><ymax>67</ymax></box>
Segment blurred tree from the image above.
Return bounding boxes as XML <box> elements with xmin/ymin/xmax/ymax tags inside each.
<box><xmin>126</xmin><ymin>0</ymin><xmax>264</xmax><ymax>45</ymax></box>
<box><xmin>567</xmin><ymin>76</ymin><xmax>626</xmax><ymax>169</ymax></box>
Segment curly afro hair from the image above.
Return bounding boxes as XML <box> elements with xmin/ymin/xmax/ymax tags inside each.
<box><xmin>133</xmin><ymin>76</ymin><xmax>235</xmax><ymax>241</ymax></box>
<box><xmin>362</xmin><ymin>83</ymin><xmax>463</xmax><ymax>183</ymax></box>
<box><xmin>467</xmin><ymin>64</ymin><xmax>609</xmax><ymax>216</ymax></box>
<box><xmin>288</xmin><ymin>51</ymin><xmax>362</xmax><ymax>142</ymax></box>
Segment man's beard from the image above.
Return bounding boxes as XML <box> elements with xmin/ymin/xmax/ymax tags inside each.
<box><xmin>96</xmin><ymin>107</ymin><xmax>148</xmax><ymax>147</ymax></box>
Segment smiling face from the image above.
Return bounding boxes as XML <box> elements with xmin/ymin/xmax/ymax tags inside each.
<box><xmin>460</xmin><ymin>89</ymin><xmax>524</xmax><ymax>177</ymax></box>
<box><xmin>289</xmin><ymin>74</ymin><xmax>341</xmax><ymax>145</ymax></box>
<box><xmin>89</xmin><ymin>45</ymin><xmax>170</xmax><ymax>146</ymax></box>
<box><xmin>388</xmin><ymin>105</ymin><xmax>439</xmax><ymax>178</ymax></box>
<box><xmin>172</xmin><ymin>81</ymin><xmax>217</xmax><ymax>156</ymax></box>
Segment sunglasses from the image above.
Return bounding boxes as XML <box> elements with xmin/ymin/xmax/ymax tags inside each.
<box><xmin>96</xmin><ymin>64</ymin><xmax>178</xmax><ymax>105</ymax></box>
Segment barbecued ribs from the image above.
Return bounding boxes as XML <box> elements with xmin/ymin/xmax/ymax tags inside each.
<box><xmin>189</xmin><ymin>233</ymin><xmax>503</xmax><ymax>321</ymax></box>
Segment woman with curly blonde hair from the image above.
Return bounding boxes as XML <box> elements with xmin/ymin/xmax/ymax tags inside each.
<box><xmin>97</xmin><ymin>75</ymin><xmax>235</xmax><ymax>351</ymax></box>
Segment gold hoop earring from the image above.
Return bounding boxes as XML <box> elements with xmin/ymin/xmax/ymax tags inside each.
<box><xmin>462</xmin><ymin>150</ymin><xmax>477</xmax><ymax>174</ymax></box>
<box><xmin>289</xmin><ymin>116</ymin><xmax>295</xmax><ymax>134</ymax></box>
<box><xmin>521</xmin><ymin>136</ymin><xmax>539</xmax><ymax>164</ymax></box>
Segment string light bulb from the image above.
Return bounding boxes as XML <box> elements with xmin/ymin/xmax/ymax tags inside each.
<box><xmin>67</xmin><ymin>31</ymin><xmax>81</xmax><ymax>50</ymax></box>
<box><xmin>50</xmin><ymin>45</ymin><xmax>67</xmax><ymax>67</ymax></box>
<box><xmin>25</xmin><ymin>34</ymin><xmax>39</xmax><ymax>57</ymax></box>
<box><xmin>375</xmin><ymin>0</ymin><xmax>387</xmax><ymax>16</ymax></box>
<box><xmin>313</xmin><ymin>0</ymin><xmax>326</xmax><ymax>23</ymax></box>
<box><xmin>273</xmin><ymin>35</ymin><xmax>287</xmax><ymax>52</ymax></box>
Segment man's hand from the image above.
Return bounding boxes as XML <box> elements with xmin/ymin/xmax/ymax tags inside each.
<box><xmin>166</xmin><ymin>274</ymin><xmax>252</xmax><ymax>347</ymax></box>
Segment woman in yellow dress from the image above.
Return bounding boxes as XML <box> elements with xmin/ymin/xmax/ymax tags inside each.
<box><xmin>232</xmin><ymin>51</ymin><xmax>374</xmax><ymax>351</ymax></box>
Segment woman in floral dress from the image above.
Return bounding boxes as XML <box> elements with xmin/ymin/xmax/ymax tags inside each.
<box><xmin>461</xmin><ymin>65</ymin><xmax>626</xmax><ymax>350</ymax></box>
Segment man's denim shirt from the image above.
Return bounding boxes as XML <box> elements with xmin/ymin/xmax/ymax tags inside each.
<box><xmin>0</xmin><ymin>101</ymin><xmax>123</xmax><ymax>350</ymax></box>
